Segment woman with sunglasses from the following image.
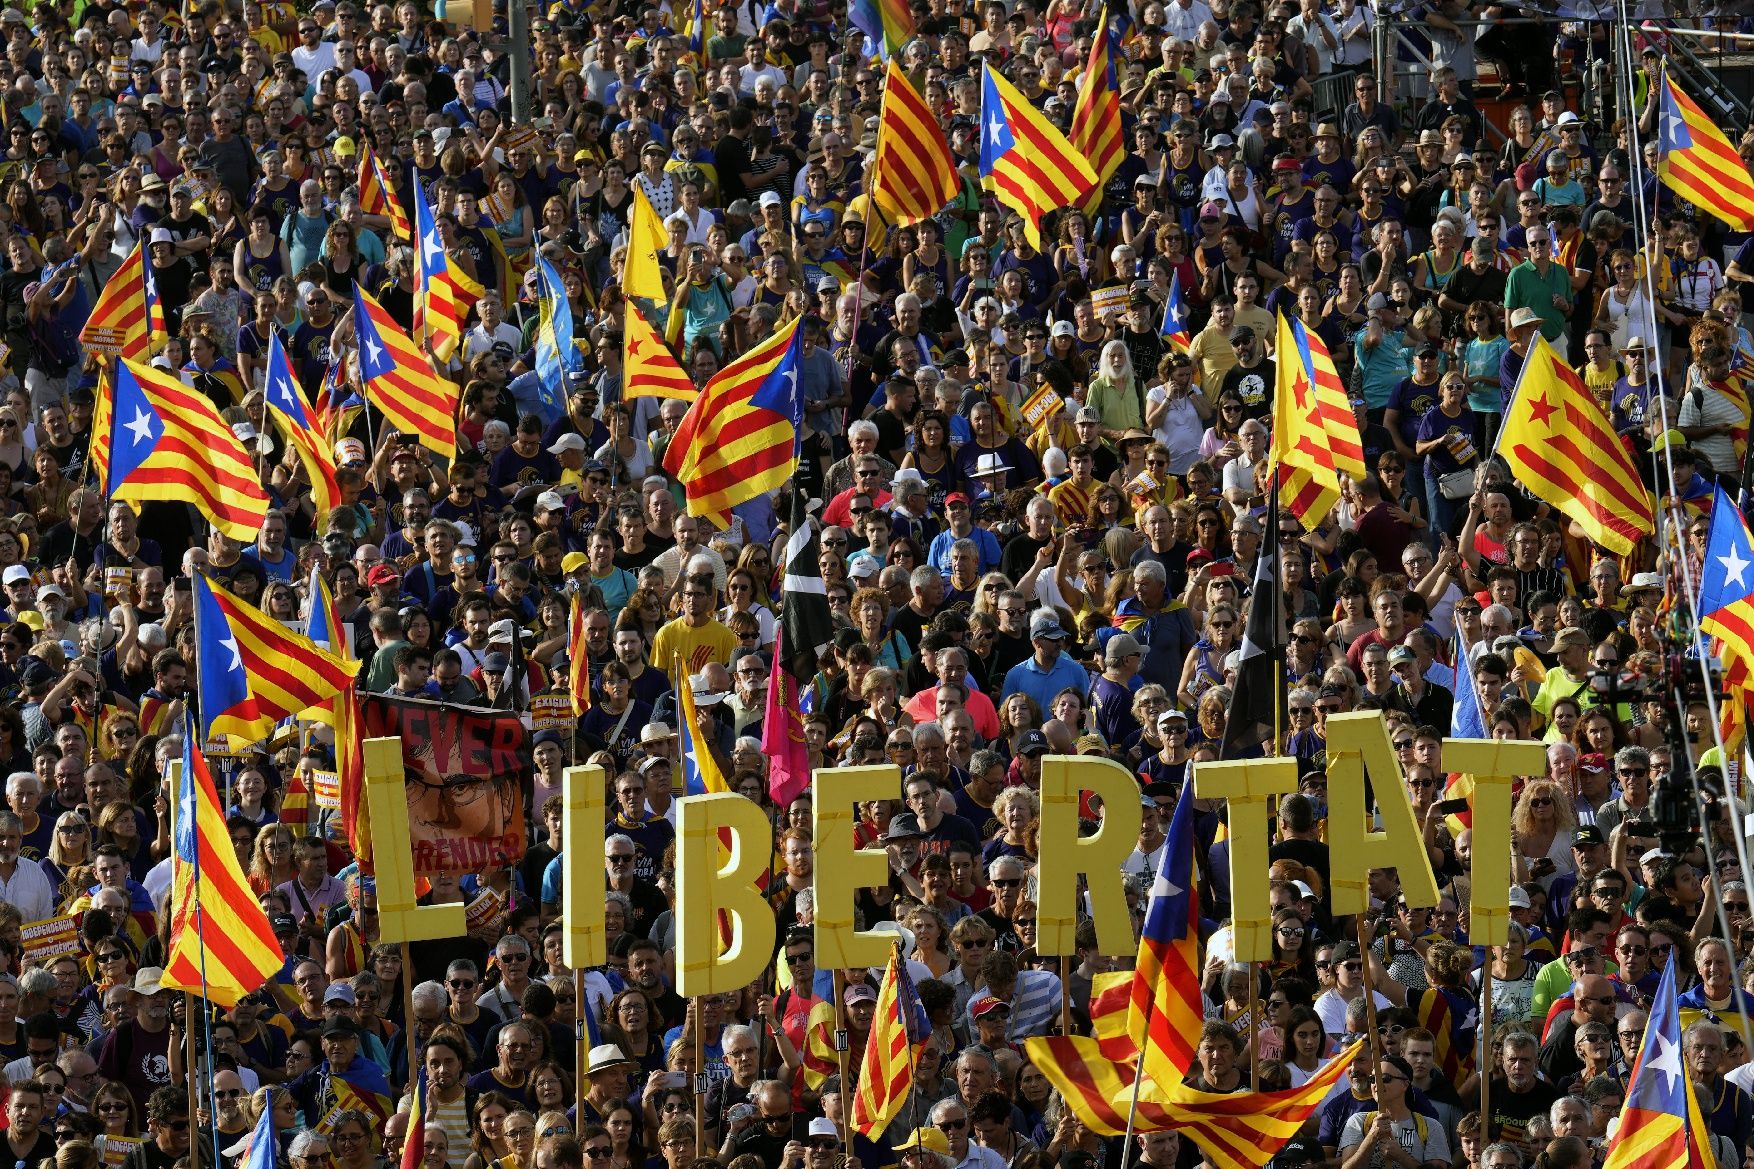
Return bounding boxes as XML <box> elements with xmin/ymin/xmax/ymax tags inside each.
<box><xmin>91</xmin><ymin>1082</ymin><xmax>139</xmax><ymax>1156</ymax></box>
<box><xmin>1177</xmin><ymin>603</ymin><xmax>1238</xmax><ymax>709</ymax></box>
<box><xmin>0</xmin><ymin>408</ymin><xmax>23</xmax><ymax>486</ymax></box>
<box><xmin>43</xmin><ymin>811</ymin><xmax>90</xmax><ymax>909</ymax></box>
<box><xmin>1511</xmin><ymin>778</ymin><xmax>1577</xmax><ymax>893</ymax></box>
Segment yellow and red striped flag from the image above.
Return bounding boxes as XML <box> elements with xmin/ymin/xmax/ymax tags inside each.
<box><xmin>1087</xmin><ymin>970</ymin><xmax>1140</xmax><ymax>1061</ymax></box>
<box><xmin>1302</xmin><ymin>319</ymin><xmax>1363</xmax><ymax>480</ymax></box>
<box><xmin>80</xmin><ymin>240</ymin><xmax>164</xmax><ymax>361</ymax></box>
<box><xmin>163</xmin><ymin>729</ymin><xmax>285</xmax><ymax>1008</ymax></box>
<box><xmin>1128</xmin><ymin>779</ymin><xmax>1204</xmax><ymax>1084</ymax></box>
<box><xmin>399</xmin><ymin>1070</ymin><xmax>428</xmax><ymax>1169</ymax></box>
<box><xmin>100</xmin><ymin>359</ymin><xmax>268</xmax><ymax>542</ymax></box>
<box><xmin>352</xmin><ymin>282</ymin><xmax>459</xmax><ymax>459</ymax></box>
<box><xmin>1657</xmin><ymin>72</ymin><xmax>1754</xmax><ymax>231</ymax></box>
<box><xmin>1497</xmin><ymin>333</ymin><xmax>1653</xmax><ymax>555</ymax></box>
<box><xmin>88</xmin><ymin>361</ymin><xmax>114</xmax><ymax>489</ymax></box>
<box><xmin>851</xmin><ymin>944</ymin><xmax>933</xmax><ymax>1137</ymax></box>
<box><xmin>412</xmin><ymin>181</ymin><xmax>482</xmax><ymax>362</ymax></box>
<box><xmin>978</xmin><ymin>63</ymin><xmax>1098</xmax><ymax>250</ymax></box>
<box><xmin>1071</xmin><ymin>10</ymin><xmax>1124</xmax><ymax>205</ymax></box>
<box><xmin>567</xmin><ymin>593</ymin><xmax>593</xmax><ymax>715</ymax></box>
<box><xmin>357</xmin><ymin>140</ymin><xmax>411</xmax><ymax>240</ymax></box>
<box><xmin>800</xmin><ymin>1000</ymin><xmax>840</xmax><ymax>1090</ymax></box>
<box><xmin>623</xmin><ymin>301</ymin><xmax>697</xmax><ymax>401</ymax></box>
<box><xmin>1024</xmin><ymin>1033</ymin><xmax>1360</xmax><ymax>1167</ymax></box>
<box><xmin>192</xmin><ymin>571</ymin><xmax>359</xmax><ymax>749</ymax></box>
<box><xmin>332</xmin><ymin>681</ymin><xmax>372</xmax><ymax>869</ymax></box>
<box><xmin>1272</xmin><ymin>313</ymin><xmax>1342</xmax><ymax>526</ymax></box>
<box><xmin>263</xmin><ymin>331</ymin><xmax>341</xmax><ymax>517</ymax></box>
<box><xmin>662</xmin><ymin>315</ymin><xmax>805</xmax><ymax>528</ymax></box>
<box><xmin>870</xmin><ymin>60</ymin><xmax>960</xmax><ymax>227</ymax></box>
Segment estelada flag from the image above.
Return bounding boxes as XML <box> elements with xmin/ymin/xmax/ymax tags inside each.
<box><xmin>100</xmin><ymin>359</ymin><xmax>267</xmax><ymax>542</ymax></box>
<box><xmin>1496</xmin><ymin>333</ymin><xmax>1653</xmax><ymax>556</ymax></box>
<box><xmin>163</xmin><ymin>725</ymin><xmax>284</xmax><ymax>1007</ymax></box>
<box><xmin>1657</xmin><ymin>71</ymin><xmax>1754</xmax><ymax>232</ymax></box>
<box><xmin>623</xmin><ymin>301</ymin><xmax>696</xmax><ymax>402</ymax></box>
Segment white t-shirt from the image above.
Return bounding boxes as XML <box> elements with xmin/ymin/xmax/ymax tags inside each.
<box><xmin>1338</xmin><ymin>1111</ymin><xmax>1452</xmax><ymax>1168</ymax></box>
<box><xmin>1314</xmin><ymin>987</ymin><xmax>1391</xmax><ymax>1037</ymax></box>
<box><xmin>1145</xmin><ymin>385</ymin><xmax>1207</xmax><ymax>476</ymax></box>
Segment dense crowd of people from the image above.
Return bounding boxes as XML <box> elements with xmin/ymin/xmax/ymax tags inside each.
<box><xmin>0</xmin><ymin>0</ymin><xmax>1751</xmax><ymax>1168</ymax></box>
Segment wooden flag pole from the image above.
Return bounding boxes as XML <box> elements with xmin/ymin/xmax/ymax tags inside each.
<box><xmin>832</xmin><ymin>969</ymin><xmax>853</xmax><ymax>1146</ymax></box>
<box><xmin>693</xmin><ymin>999</ymin><xmax>707</xmax><ymax>1159</ymax></box>
<box><xmin>1355</xmin><ymin>914</ymin><xmax>1384</xmax><ymax>1073</ymax></box>
<box><xmin>1059</xmin><ymin>954</ymin><xmax>1072</xmax><ymax>1036</ymax></box>
<box><xmin>401</xmin><ymin>941</ymin><xmax>419</xmax><ymax>1085</ymax></box>
<box><xmin>1248</xmin><ymin>959</ymin><xmax>1260</xmax><ymax>1091</ymax></box>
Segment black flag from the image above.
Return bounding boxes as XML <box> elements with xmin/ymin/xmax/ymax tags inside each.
<box><xmin>1221</xmin><ymin>492</ymin><xmax>1282</xmax><ymax>757</ymax></box>
<box><xmin>779</xmin><ymin>483</ymin><xmax>834</xmax><ymax>684</ymax></box>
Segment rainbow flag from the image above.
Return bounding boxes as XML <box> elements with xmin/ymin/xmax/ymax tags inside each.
<box><xmin>850</xmin><ymin>0</ymin><xmax>913</xmax><ymax>59</ymax></box>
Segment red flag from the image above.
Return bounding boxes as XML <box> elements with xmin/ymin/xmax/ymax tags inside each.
<box><xmin>764</xmin><ymin>627</ymin><xmax>812</xmax><ymax>807</ymax></box>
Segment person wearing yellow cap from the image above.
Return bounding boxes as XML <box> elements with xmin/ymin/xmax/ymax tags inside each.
<box><xmin>895</xmin><ymin>1127</ymin><xmax>951</xmax><ymax>1169</ymax></box>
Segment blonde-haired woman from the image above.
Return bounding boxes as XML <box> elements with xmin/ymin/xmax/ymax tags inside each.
<box><xmin>247</xmin><ymin>823</ymin><xmax>297</xmax><ymax>896</ymax></box>
<box><xmin>41</xmin><ymin>811</ymin><xmax>91</xmax><ymax>909</ymax></box>
<box><xmin>1510</xmin><ymin>777</ymin><xmax>1577</xmax><ymax>891</ymax></box>
<box><xmin>985</xmin><ymin>786</ymin><xmax>1039</xmax><ymax>866</ymax></box>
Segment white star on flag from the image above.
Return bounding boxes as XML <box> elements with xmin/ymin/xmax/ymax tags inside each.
<box><xmin>421</xmin><ymin>229</ymin><xmax>445</xmax><ymax>267</ymax></box>
<box><xmin>1646</xmin><ymin>1025</ymin><xmax>1681</xmax><ymax>1095</ymax></box>
<box><xmin>364</xmin><ymin>334</ymin><xmax>384</xmax><ymax>369</ymax></box>
<box><xmin>221</xmin><ymin>637</ymin><xmax>243</xmax><ymax>673</ymax></box>
<box><xmin>1151</xmin><ymin>873</ymin><xmax>1182</xmax><ymax>900</ymax></box>
<box><xmin>1721</xmin><ymin>544</ymin><xmax>1751</xmax><ymax>593</ymax></box>
<box><xmin>124</xmin><ymin>406</ymin><xmax>154</xmax><ymax>446</ymax></box>
<box><xmin>987</xmin><ymin>115</ymin><xmax>1003</xmax><ymax>146</ymax></box>
<box><xmin>1661</xmin><ymin>104</ymin><xmax>1685</xmax><ymax>150</ymax></box>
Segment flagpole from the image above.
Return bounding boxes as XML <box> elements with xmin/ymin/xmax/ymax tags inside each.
<box><xmin>693</xmin><ymin>1001</ymin><xmax>707</xmax><ymax>1158</ymax></box>
<box><xmin>1355</xmin><ymin>909</ymin><xmax>1384</xmax><ymax>1075</ymax></box>
<box><xmin>1115</xmin><ymin>990</ymin><xmax>1150</xmax><ymax>1169</ymax></box>
<box><xmin>575</xmin><ymin>968</ymin><xmax>588</xmax><ymax>1119</ymax></box>
<box><xmin>898</xmin><ymin>942</ymin><xmax>922</xmax><ymax>1134</ymax></box>
<box><xmin>1059</xmin><ymin>955</ymin><xmax>1072</xmax><ymax>1037</ymax></box>
<box><xmin>1479</xmin><ymin>967</ymin><xmax>1493</xmax><ymax>1133</ymax></box>
<box><xmin>832</xmin><ymin>968</ymin><xmax>852</xmax><ymax>1148</ymax></box>
<box><xmin>184</xmin><ymin>593</ymin><xmax>226</xmax><ymax>1169</ymax></box>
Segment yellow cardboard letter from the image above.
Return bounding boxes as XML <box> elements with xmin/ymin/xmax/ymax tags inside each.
<box><xmin>562</xmin><ymin>764</ymin><xmax>606</xmax><ymax>969</ymax></box>
<box><xmin>1037</xmin><ymin>754</ymin><xmax>1143</xmax><ymax>957</ymax></box>
<box><xmin>365</xmin><ymin>737</ymin><xmax>467</xmax><ymax>943</ymax></box>
<box><xmin>813</xmin><ymin>765</ymin><xmax>899</xmax><ymax>971</ymax></box>
<box><xmin>1325</xmin><ymin>712</ymin><xmax>1440</xmax><ymax>915</ymax></box>
<box><xmin>675</xmin><ymin>793</ymin><xmax>775</xmax><ymax>996</ymax></box>
<box><xmin>1194</xmin><ymin>756</ymin><xmax>1298</xmax><ymax>961</ymax></box>
<box><xmin>1443</xmin><ymin>738</ymin><xmax>1547</xmax><ymax>946</ymax></box>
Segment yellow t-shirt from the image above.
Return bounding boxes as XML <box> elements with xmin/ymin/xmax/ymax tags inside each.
<box><xmin>651</xmin><ymin>616</ymin><xmax>737</xmax><ymax>676</ymax></box>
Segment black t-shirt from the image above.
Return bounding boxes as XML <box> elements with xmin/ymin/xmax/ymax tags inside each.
<box><xmin>1221</xmin><ymin>358</ymin><xmax>1276</xmax><ymax>422</ymax></box>
<box><xmin>1487</xmin><ymin>1076</ymin><xmax>1562</xmax><ymax>1145</ymax></box>
<box><xmin>715</xmin><ymin>134</ymin><xmax>752</xmax><ymax>205</ymax></box>
<box><xmin>1000</xmin><ymin>532</ymin><xmax>1049</xmax><ymax>583</ymax></box>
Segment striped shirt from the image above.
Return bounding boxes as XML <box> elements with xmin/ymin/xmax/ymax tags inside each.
<box><xmin>965</xmin><ymin>970</ymin><xmax>1064</xmax><ymax>1040</ymax></box>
